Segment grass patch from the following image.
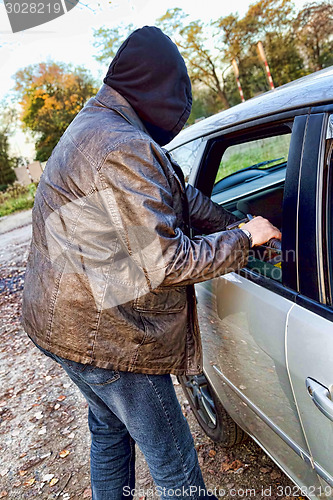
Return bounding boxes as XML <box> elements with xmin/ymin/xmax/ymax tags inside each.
<box><xmin>216</xmin><ymin>134</ymin><xmax>291</xmax><ymax>183</ymax></box>
<box><xmin>0</xmin><ymin>182</ymin><xmax>37</xmax><ymax>217</ymax></box>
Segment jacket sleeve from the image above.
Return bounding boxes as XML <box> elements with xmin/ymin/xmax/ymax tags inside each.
<box><xmin>186</xmin><ymin>183</ymin><xmax>238</xmax><ymax>235</ymax></box>
<box><xmin>99</xmin><ymin>138</ymin><xmax>249</xmax><ymax>288</ymax></box>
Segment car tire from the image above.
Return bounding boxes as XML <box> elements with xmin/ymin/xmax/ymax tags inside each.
<box><xmin>178</xmin><ymin>373</ymin><xmax>248</xmax><ymax>446</ymax></box>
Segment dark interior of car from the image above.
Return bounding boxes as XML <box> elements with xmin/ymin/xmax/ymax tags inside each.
<box><xmin>197</xmin><ymin>124</ymin><xmax>293</xmax><ymax>227</ymax></box>
<box><xmin>223</xmin><ymin>184</ymin><xmax>284</xmax><ymax>229</ymax></box>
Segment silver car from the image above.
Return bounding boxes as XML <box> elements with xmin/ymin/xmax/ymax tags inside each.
<box><xmin>166</xmin><ymin>66</ymin><xmax>333</xmax><ymax>499</ymax></box>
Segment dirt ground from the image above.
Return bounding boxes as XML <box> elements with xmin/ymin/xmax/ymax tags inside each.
<box><xmin>0</xmin><ymin>210</ymin><xmax>305</xmax><ymax>499</ymax></box>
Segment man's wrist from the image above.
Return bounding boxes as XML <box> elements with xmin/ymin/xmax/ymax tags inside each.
<box><xmin>240</xmin><ymin>228</ymin><xmax>253</xmax><ymax>248</ymax></box>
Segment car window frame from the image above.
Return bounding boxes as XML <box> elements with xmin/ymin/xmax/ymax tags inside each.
<box><xmin>293</xmin><ymin>107</ymin><xmax>333</xmax><ymax>324</ymax></box>
<box><xmin>192</xmin><ymin>111</ymin><xmax>307</xmax><ymax>299</ymax></box>
<box><xmin>168</xmin><ymin>137</ymin><xmax>206</xmax><ymax>187</ymax></box>
<box><xmin>325</xmin><ymin>125</ymin><xmax>333</xmax><ymax>306</ymax></box>
<box><xmin>321</xmin><ymin>113</ymin><xmax>333</xmax><ymax>307</ymax></box>
<box><xmin>195</xmin><ymin>121</ymin><xmax>293</xmax><ymax>198</ymax></box>
<box><xmin>295</xmin><ymin>113</ymin><xmax>327</xmax><ymax>303</ymax></box>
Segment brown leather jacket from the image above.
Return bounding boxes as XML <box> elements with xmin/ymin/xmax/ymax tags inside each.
<box><xmin>21</xmin><ymin>84</ymin><xmax>249</xmax><ymax>375</ymax></box>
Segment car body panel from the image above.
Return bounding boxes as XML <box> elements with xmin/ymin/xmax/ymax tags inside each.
<box><xmin>195</xmin><ymin>276</ymin><xmax>321</xmax><ymax>493</ymax></box>
<box><xmin>204</xmin><ymin>362</ymin><xmax>321</xmax><ymax>497</ymax></box>
<box><xmin>286</xmin><ymin>304</ymin><xmax>333</xmax><ymax>494</ymax></box>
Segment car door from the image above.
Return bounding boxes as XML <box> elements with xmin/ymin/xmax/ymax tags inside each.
<box><xmin>193</xmin><ymin>114</ymin><xmax>321</xmax><ymax>493</ymax></box>
<box><xmin>287</xmin><ymin>112</ymin><xmax>333</xmax><ymax>496</ymax></box>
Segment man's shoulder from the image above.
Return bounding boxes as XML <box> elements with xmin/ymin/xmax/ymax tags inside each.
<box><xmin>60</xmin><ymin>104</ymin><xmax>145</xmax><ymax>170</ymax></box>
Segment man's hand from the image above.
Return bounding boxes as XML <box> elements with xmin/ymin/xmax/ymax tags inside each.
<box><xmin>241</xmin><ymin>216</ymin><xmax>281</xmax><ymax>247</ymax></box>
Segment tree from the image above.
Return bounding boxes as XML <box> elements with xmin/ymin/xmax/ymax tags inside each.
<box><xmin>217</xmin><ymin>13</ymin><xmax>267</xmax><ymax>99</ymax></box>
<box><xmin>188</xmin><ymin>86</ymin><xmax>221</xmax><ymax>124</ymax></box>
<box><xmin>92</xmin><ymin>15</ymin><xmax>227</xmax><ymax>114</ymax></box>
<box><xmin>247</xmin><ymin>0</ymin><xmax>306</xmax><ymax>86</ymax></box>
<box><xmin>0</xmin><ymin>133</ymin><xmax>17</xmax><ymax>187</ymax></box>
<box><xmin>90</xmin><ymin>1</ymin><xmax>320</xmax><ymax>118</ymax></box>
<box><xmin>0</xmin><ymin>101</ymin><xmax>18</xmax><ymax>187</ymax></box>
<box><xmin>295</xmin><ymin>2</ymin><xmax>333</xmax><ymax>71</ymax></box>
<box><xmin>157</xmin><ymin>9</ymin><xmax>231</xmax><ymax>110</ymax></box>
<box><xmin>93</xmin><ymin>24</ymin><xmax>135</xmax><ymax>65</ymax></box>
<box><xmin>14</xmin><ymin>62</ymin><xmax>98</xmax><ymax>162</ymax></box>
<box><xmin>217</xmin><ymin>0</ymin><xmax>305</xmax><ymax>96</ymax></box>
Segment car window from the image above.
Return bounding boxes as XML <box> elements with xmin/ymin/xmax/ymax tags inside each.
<box><xmin>170</xmin><ymin>138</ymin><xmax>203</xmax><ymax>182</ymax></box>
<box><xmin>212</xmin><ymin>127</ymin><xmax>293</xmax><ymax>284</ymax></box>
<box><xmin>215</xmin><ymin>134</ymin><xmax>291</xmax><ymax>188</ymax></box>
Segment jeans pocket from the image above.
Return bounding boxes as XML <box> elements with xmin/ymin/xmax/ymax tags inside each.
<box><xmin>54</xmin><ymin>354</ymin><xmax>120</xmax><ymax>386</ymax></box>
<box><xmin>79</xmin><ymin>366</ymin><xmax>121</xmax><ymax>386</ymax></box>
<box><xmin>55</xmin><ymin>356</ymin><xmax>120</xmax><ymax>386</ymax></box>
<box><xmin>57</xmin><ymin>356</ymin><xmax>88</xmax><ymax>374</ymax></box>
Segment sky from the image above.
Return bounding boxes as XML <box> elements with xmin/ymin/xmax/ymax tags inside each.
<box><xmin>0</xmin><ymin>0</ymin><xmax>309</xmax><ymax>158</ymax></box>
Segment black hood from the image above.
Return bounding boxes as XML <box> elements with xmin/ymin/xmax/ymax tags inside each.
<box><xmin>103</xmin><ymin>26</ymin><xmax>192</xmax><ymax>146</ymax></box>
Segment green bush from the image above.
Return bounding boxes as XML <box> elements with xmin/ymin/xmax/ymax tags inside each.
<box><xmin>0</xmin><ymin>181</ymin><xmax>38</xmax><ymax>217</ymax></box>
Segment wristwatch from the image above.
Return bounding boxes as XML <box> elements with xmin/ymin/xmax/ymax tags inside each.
<box><xmin>240</xmin><ymin>228</ymin><xmax>253</xmax><ymax>248</ymax></box>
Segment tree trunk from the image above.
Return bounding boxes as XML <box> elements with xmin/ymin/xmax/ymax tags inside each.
<box><xmin>217</xmin><ymin>88</ymin><xmax>230</xmax><ymax>109</ymax></box>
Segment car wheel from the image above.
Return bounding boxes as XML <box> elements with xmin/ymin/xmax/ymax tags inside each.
<box><xmin>178</xmin><ymin>373</ymin><xmax>248</xmax><ymax>446</ymax></box>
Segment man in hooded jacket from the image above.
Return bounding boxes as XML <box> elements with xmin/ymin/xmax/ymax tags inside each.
<box><xmin>22</xmin><ymin>26</ymin><xmax>280</xmax><ymax>500</ymax></box>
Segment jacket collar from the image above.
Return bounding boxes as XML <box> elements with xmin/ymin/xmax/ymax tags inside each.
<box><xmin>94</xmin><ymin>84</ymin><xmax>147</xmax><ymax>133</ymax></box>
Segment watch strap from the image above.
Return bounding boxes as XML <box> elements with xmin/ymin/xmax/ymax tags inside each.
<box><xmin>240</xmin><ymin>228</ymin><xmax>253</xmax><ymax>248</ymax></box>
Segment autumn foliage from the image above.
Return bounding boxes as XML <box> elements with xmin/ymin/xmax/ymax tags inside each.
<box><xmin>11</xmin><ymin>0</ymin><xmax>333</xmax><ymax>160</ymax></box>
<box><xmin>14</xmin><ymin>63</ymin><xmax>97</xmax><ymax>161</ymax></box>
<box><xmin>152</xmin><ymin>0</ymin><xmax>333</xmax><ymax>114</ymax></box>
<box><xmin>93</xmin><ymin>0</ymin><xmax>332</xmax><ymax>120</ymax></box>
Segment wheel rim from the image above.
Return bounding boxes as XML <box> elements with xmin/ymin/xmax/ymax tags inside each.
<box><xmin>183</xmin><ymin>374</ymin><xmax>217</xmax><ymax>429</ymax></box>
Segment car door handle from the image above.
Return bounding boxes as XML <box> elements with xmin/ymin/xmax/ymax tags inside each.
<box><xmin>306</xmin><ymin>378</ymin><xmax>333</xmax><ymax>422</ymax></box>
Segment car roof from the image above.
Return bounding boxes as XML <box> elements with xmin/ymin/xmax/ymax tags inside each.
<box><xmin>167</xmin><ymin>66</ymin><xmax>333</xmax><ymax>150</ymax></box>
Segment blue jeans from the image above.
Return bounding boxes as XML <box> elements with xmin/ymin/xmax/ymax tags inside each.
<box><xmin>34</xmin><ymin>344</ymin><xmax>217</xmax><ymax>500</ymax></box>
